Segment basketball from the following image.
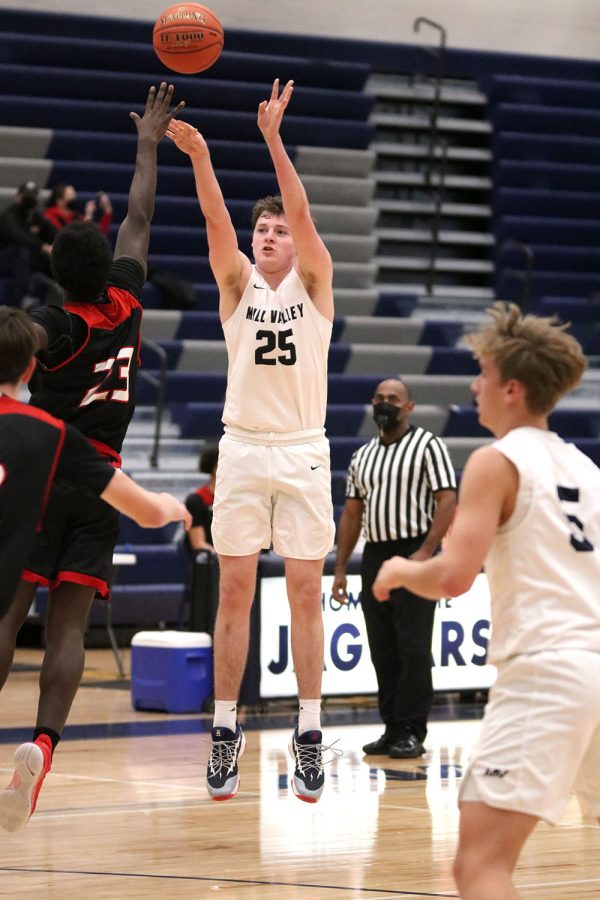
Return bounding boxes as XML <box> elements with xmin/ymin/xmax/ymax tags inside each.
<box><xmin>153</xmin><ymin>3</ymin><xmax>224</xmax><ymax>75</ymax></box>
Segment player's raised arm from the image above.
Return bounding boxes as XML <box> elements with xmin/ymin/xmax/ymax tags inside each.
<box><xmin>114</xmin><ymin>82</ymin><xmax>185</xmax><ymax>273</ymax></box>
<box><xmin>167</xmin><ymin>119</ymin><xmax>251</xmax><ymax>321</ymax></box>
<box><xmin>258</xmin><ymin>79</ymin><xmax>333</xmax><ymax>320</ymax></box>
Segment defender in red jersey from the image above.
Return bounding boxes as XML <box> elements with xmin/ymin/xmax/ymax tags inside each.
<box><xmin>0</xmin><ymin>307</ymin><xmax>191</xmax><ymax>831</ymax></box>
<box><xmin>0</xmin><ymin>84</ymin><xmax>185</xmax><ymax>829</ymax></box>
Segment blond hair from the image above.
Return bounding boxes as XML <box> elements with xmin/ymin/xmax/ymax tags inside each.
<box><xmin>465</xmin><ymin>302</ymin><xmax>587</xmax><ymax>415</ymax></box>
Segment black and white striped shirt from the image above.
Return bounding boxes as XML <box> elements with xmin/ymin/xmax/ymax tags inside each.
<box><xmin>345</xmin><ymin>426</ymin><xmax>457</xmax><ymax>542</ymax></box>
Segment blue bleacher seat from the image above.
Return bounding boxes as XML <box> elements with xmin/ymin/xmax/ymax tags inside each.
<box><xmin>445</xmin><ymin>407</ymin><xmax>600</xmax><ymax>440</ymax></box>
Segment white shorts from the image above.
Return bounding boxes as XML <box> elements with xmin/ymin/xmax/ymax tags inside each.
<box><xmin>211</xmin><ymin>434</ymin><xmax>335</xmax><ymax>559</ymax></box>
<box><xmin>459</xmin><ymin>649</ymin><xmax>600</xmax><ymax>824</ymax></box>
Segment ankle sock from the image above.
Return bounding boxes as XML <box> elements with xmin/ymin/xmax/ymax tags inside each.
<box><xmin>298</xmin><ymin>698</ymin><xmax>321</xmax><ymax>734</ymax></box>
<box><xmin>33</xmin><ymin>728</ymin><xmax>60</xmax><ymax>757</ymax></box>
<box><xmin>213</xmin><ymin>700</ymin><xmax>237</xmax><ymax>732</ymax></box>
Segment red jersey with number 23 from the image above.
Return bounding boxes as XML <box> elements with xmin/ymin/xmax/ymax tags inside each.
<box><xmin>28</xmin><ymin>258</ymin><xmax>144</xmax><ymax>465</ymax></box>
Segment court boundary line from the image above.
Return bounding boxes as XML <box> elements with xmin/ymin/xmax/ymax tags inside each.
<box><xmin>0</xmin><ymin>866</ymin><xmax>457</xmax><ymax>896</ymax></box>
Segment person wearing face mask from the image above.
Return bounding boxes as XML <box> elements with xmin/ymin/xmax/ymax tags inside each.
<box><xmin>332</xmin><ymin>377</ymin><xmax>457</xmax><ymax>758</ymax></box>
<box><xmin>44</xmin><ymin>184</ymin><xmax>112</xmax><ymax>236</ymax></box>
<box><xmin>0</xmin><ymin>182</ymin><xmax>55</xmax><ymax>307</ymax></box>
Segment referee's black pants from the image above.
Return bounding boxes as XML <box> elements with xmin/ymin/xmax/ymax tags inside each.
<box><xmin>361</xmin><ymin>538</ymin><xmax>436</xmax><ymax>743</ymax></box>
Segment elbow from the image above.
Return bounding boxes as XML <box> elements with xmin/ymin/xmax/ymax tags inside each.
<box><xmin>439</xmin><ymin>571</ymin><xmax>475</xmax><ymax>598</ymax></box>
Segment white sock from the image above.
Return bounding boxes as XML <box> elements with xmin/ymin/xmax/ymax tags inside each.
<box><xmin>213</xmin><ymin>700</ymin><xmax>237</xmax><ymax>732</ymax></box>
<box><xmin>298</xmin><ymin>698</ymin><xmax>321</xmax><ymax>734</ymax></box>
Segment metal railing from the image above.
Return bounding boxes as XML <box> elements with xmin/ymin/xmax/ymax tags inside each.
<box><xmin>413</xmin><ymin>16</ymin><xmax>447</xmax><ymax>186</ymax></box>
<box><xmin>413</xmin><ymin>17</ymin><xmax>448</xmax><ymax>294</ymax></box>
<box><xmin>139</xmin><ymin>336</ymin><xmax>168</xmax><ymax>469</ymax></box>
<box><xmin>426</xmin><ymin>139</ymin><xmax>448</xmax><ymax>295</ymax></box>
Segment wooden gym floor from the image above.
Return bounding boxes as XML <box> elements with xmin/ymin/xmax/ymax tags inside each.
<box><xmin>0</xmin><ymin>647</ymin><xmax>598</xmax><ymax>899</ymax></box>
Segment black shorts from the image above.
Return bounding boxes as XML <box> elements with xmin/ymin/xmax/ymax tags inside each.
<box><xmin>23</xmin><ymin>478</ymin><xmax>120</xmax><ymax>598</ymax></box>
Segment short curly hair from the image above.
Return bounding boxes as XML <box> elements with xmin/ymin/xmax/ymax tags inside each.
<box><xmin>51</xmin><ymin>220</ymin><xmax>112</xmax><ymax>302</ymax></box>
<box><xmin>251</xmin><ymin>195</ymin><xmax>285</xmax><ymax>229</ymax></box>
<box><xmin>465</xmin><ymin>302</ymin><xmax>587</xmax><ymax>415</ymax></box>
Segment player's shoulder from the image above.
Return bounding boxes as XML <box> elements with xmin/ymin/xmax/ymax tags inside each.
<box><xmin>108</xmin><ymin>257</ymin><xmax>145</xmax><ymax>298</ymax></box>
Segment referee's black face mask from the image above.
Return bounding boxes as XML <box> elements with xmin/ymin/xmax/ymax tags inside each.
<box><xmin>372</xmin><ymin>401</ymin><xmax>401</xmax><ymax>432</ymax></box>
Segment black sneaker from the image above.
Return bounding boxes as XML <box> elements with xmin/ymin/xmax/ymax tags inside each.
<box><xmin>362</xmin><ymin>732</ymin><xmax>395</xmax><ymax>755</ymax></box>
<box><xmin>206</xmin><ymin>724</ymin><xmax>246</xmax><ymax>801</ymax></box>
<box><xmin>288</xmin><ymin>728</ymin><xmax>324</xmax><ymax>803</ymax></box>
<box><xmin>388</xmin><ymin>733</ymin><xmax>425</xmax><ymax>759</ymax></box>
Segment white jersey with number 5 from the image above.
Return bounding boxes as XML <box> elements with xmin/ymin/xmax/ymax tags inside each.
<box><xmin>484</xmin><ymin>426</ymin><xmax>600</xmax><ymax>664</ymax></box>
<box><xmin>221</xmin><ymin>266</ymin><xmax>332</xmax><ymax>437</ymax></box>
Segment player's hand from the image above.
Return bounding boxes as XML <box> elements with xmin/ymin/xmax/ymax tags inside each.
<box><xmin>130</xmin><ymin>82</ymin><xmax>185</xmax><ymax>144</ymax></box>
<box><xmin>372</xmin><ymin>557</ymin><xmax>405</xmax><ymax>602</ymax></box>
<box><xmin>166</xmin><ymin>119</ymin><xmax>209</xmax><ymax>160</ymax></box>
<box><xmin>331</xmin><ymin>573</ymin><xmax>349</xmax><ymax>606</ymax></box>
<box><xmin>158</xmin><ymin>493</ymin><xmax>193</xmax><ymax>530</ymax></box>
<box><xmin>258</xmin><ymin>78</ymin><xmax>293</xmax><ymax>141</ymax></box>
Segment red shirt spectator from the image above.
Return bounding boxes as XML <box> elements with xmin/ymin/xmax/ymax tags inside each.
<box><xmin>44</xmin><ymin>184</ymin><xmax>112</xmax><ymax>236</ymax></box>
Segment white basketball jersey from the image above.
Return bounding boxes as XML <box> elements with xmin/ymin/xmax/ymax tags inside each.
<box><xmin>484</xmin><ymin>426</ymin><xmax>600</xmax><ymax>664</ymax></box>
<box><xmin>221</xmin><ymin>266</ymin><xmax>332</xmax><ymax>436</ymax></box>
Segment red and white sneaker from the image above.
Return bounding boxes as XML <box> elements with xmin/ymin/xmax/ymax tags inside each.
<box><xmin>0</xmin><ymin>736</ymin><xmax>52</xmax><ymax>832</ymax></box>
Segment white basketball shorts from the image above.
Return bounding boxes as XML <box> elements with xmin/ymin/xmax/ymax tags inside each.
<box><xmin>459</xmin><ymin>648</ymin><xmax>600</xmax><ymax>824</ymax></box>
<box><xmin>211</xmin><ymin>434</ymin><xmax>335</xmax><ymax>559</ymax></box>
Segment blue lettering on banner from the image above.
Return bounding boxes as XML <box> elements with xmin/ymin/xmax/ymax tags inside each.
<box><xmin>442</xmin><ymin>621</ymin><xmax>466</xmax><ymax>665</ymax></box>
<box><xmin>330</xmin><ymin>624</ymin><xmax>362</xmax><ymax>671</ymax></box>
<box><xmin>440</xmin><ymin>620</ymin><xmax>491</xmax><ymax>666</ymax></box>
<box><xmin>471</xmin><ymin>619</ymin><xmax>490</xmax><ymax>665</ymax></box>
<box><xmin>268</xmin><ymin>625</ymin><xmax>288</xmax><ymax>674</ymax></box>
<box><xmin>322</xmin><ymin>591</ymin><xmax>363</xmax><ymax>612</ymax></box>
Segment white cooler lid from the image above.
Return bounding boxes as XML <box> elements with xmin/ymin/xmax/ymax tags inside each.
<box><xmin>131</xmin><ymin>630</ymin><xmax>212</xmax><ymax>648</ymax></box>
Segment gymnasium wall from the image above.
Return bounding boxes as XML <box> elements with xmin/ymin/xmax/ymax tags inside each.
<box><xmin>1</xmin><ymin>0</ymin><xmax>599</xmax><ymax>61</ymax></box>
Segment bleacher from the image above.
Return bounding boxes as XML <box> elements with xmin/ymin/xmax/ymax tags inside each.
<box><xmin>1</xmin><ymin>10</ymin><xmax>599</xmax><ymax>632</ymax></box>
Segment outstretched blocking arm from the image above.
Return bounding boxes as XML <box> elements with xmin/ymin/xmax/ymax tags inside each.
<box><xmin>56</xmin><ymin>423</ymin><xmax>191</xmax><ymax>530</ymax></box>
<box><xmin>372</xmin><ymin>447</ymin><xmax>517</xmax><ymax>601</ymax></box>
<box><xmin>258</xmin><ymin>79</ymin><xmax>334</xmax><ymax>320</ymax></box>
<box><xmin>167</xmin><ymin>120</ymin><xmax>251</xmax><ymax>322</ymax></box>
<box><xmin>101</xmin><ymin>469</ymin><xmax>192</xmax><ymax>530</ymax></box>
<box><xmin>114</xmin><ymin>83</ymin><xmax>185</xmax><ymax>274</ymax></box>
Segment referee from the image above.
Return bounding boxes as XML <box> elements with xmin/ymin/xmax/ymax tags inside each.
<box><xmin>332</xmin><ymin>377</ymin><xmax>457</xmax><ymax>758</ymax></box>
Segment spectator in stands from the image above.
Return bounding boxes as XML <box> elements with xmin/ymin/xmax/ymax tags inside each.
<box><xmin>168</xmin><ymin>78</ymin><xmax>335</xmax><ymax>804</ymax></box>
<box><xmin>371</xmin><ymin>304</ymin><xmax>599</xmax><ymax>900</ymax></box>
<box><xmin>332</xmin><ymin>378</ymin><xmax>457</xmax><ymax>759</ymax></box>
<box><xmin>44</xmin><ymin>184</ymin><xmax>113</xmax><ymax>236</ymax></box>
<box><xmin>185</xmin><ymin>444</ymin><xmax>219</xmax><ymax>556</ymax></box>
<box><xmin>0</xmin><ymin>82</ymin><xmax>185</xmax><ymax>833</ymax></box>
<box><xmin>0</xmin><ymin>182</ymin><xmax>55</xmax><ymax>307</ymax></box>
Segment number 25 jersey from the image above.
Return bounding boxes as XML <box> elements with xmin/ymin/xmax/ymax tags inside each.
<box><xmin>221</xmin><ymin>266</ymin><xmax>332</xmax><ymax>435</ymax></box>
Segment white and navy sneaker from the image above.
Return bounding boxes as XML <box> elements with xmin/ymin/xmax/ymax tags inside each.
<box><xmin>206</xmin><ymin>724</ymin><xmax>246</xmax><ymax>801</ymax></box>
<box><xmin>288</xmin><ymin>727</ymin><xmax>325</xmax><ymax>803</ymax></box>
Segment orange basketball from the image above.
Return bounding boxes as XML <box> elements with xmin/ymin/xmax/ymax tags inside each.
<box><xmin>153</xmin><ymin>3</ymin><xmax>224</xmax><ymax>74</ymax></box>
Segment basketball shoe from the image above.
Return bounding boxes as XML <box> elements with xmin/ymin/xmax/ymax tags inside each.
<box><xmin>288</xmin><ymin>727</ymin><xmax>325</xmax><ymax>803</ymax></box>
<box><xmin>0</xmin><ymin>735</ymin><xmax>53</xmax><ymax>832</ymax></box>
<box><xmin>206</xmin><ymin>724</ymin><xmax>245</xmax><ymax>801</ymax></box>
